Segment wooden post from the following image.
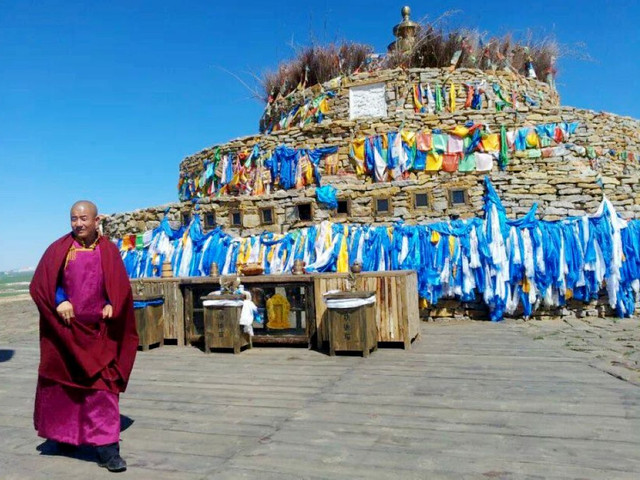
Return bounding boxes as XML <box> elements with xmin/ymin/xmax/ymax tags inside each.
<box><xmin>184</xmin><ymin>287</ymin><xmax>194</xmax><ymax>344</ymax></box>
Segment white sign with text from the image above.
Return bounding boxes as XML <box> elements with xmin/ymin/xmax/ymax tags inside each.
<box><xmin>349</xmin><ymin>82</ymin><xmax>388</xmax><ymax>120</ymax></box>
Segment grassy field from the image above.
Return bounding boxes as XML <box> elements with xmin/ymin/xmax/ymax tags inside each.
<box><xmin>0</xmin><ymin>271</ymin><xmax>33</xmax><ymax>298</ymax></box>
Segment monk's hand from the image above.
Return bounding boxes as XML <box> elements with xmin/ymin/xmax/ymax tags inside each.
<box><xmin>56</xmin><ymin>301</ymin><xmax>75</xmax><ymax>326</ymax></box>
<box><xmin>102</xmin><ymin>304</ymin><xmax>113</xmax><ymax>319</ymax></box>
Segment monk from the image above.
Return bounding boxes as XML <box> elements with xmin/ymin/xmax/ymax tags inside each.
<box><xmin>30</xmin><ymin>201</ymin><xmax>138</xmax><ymax>473</ymax></box>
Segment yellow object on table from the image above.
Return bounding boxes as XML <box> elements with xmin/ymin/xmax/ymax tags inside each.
<box><xmin>266</xmin><ymin>293</ymin><xmax>290</xmax><ymax>329</ymax></box>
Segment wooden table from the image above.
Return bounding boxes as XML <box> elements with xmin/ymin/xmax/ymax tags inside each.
<box><xmin>133</xmin><ymin>270</ymin><xmax>420</xmax><ymax>351</ymax></box>
<box><xmin>182</xmin><ymin>274</ymin><xmax>316</xmax><ymax>347</ymax></box>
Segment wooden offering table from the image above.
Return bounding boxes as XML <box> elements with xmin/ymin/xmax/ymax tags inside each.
<box><xmin>152</xmin><ymin>270</ymin><xmax>419</xmax><ymax>351</ymax></box>
<box><xmin>182</xmin><ymin>275</ymin><xmax>316</xmax><ymax>347</ymax></box>
<box><xmin>201</xmin><ymin>294</ymin><xmax>252</xmax><ymax>354</ymax></box>
<box><xmin>324</xmin><ymin>291</ymin><xmax>377</xmax><ymax>357</ymax></box>
<box><xmin>133</xmin><ymin>294</ymin><xmax>165</xmax><ymax>351</ymax></box>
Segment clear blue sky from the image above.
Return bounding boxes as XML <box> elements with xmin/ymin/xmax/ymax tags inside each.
<box><xmin>1</xmin><ymin>0</ymin><xmax>638</xmax><ymax>271</ymax></box>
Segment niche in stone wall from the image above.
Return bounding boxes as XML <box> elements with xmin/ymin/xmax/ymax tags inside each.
<box><xmin>260</xmin><ymin>207</ymin><xmax>275</xmax><ymax>225</ymax></box>
<box><xmin>181</xmin><ymin>211</ymin><xmax>191</xmax><ymax>226</ymax></box>
<box><xmin>449</xmin><ymin>189</ymin><xmax>469</xmax><ymax>207</ymax></box>
<box><xmin>349</xmin><ymin>82</ymin><xmax>388</xmax><ymax>120</ymax></box>
<box><xmin>296</xmin><ymin>202</ymin><xmax>314</xmax><ymax>221</ymax></box>
<box><xmin>336</xmin><ymin>198</ymin><xmax>351</xmax><ymax>215</ymax></box>
<box><xmin>412</xmin><ymin>192</ymin><xmax>431</xmax><ymax>210</ymax></box>
<box><xmin>204</xmin><ymin>212</ymin><xmax>216</xmax><ymax>230</ymax></box>
<box><xmin>230</xmin><ymin>209</ymin><xmax>243</xmax><ymax>227</ymax></box>
<box><xmin>330</xmin><ymin>198</ymin><xmax>351</xmax><ymax>219</ymax></box>
<box><xmin>373</xmin><ymin>196</ymin><xmax>392</xmax><ymax>216</ymax></box>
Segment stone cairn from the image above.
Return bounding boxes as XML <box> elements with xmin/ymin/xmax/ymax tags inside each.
<box><xmin>104</xmin><ymin>7</ymin><xmax>640</xmax><ymax>321</ymax></box>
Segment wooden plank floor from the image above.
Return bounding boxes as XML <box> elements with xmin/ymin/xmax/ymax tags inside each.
<box><xmin>1</xmin><ymin>321</ymin><xmax>639</xmax><ymax>479</ymax></box>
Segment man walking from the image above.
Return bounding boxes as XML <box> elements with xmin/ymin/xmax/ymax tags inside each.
<box><xmin>30</xmin><ymin>200</ymin><xmax>138</xmax><ymax>472</ymax></box>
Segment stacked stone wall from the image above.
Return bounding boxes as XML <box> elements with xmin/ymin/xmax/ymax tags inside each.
<box><xmin>181</xmin><ymin>68</ymin><xmax>562</xmax><ymax>174</ymax></box>
<box><xmin>102</xmin><ymin>138</ymin><xmax>640</xmax><ymax>239</ymax></box>
<box><xmin>104</xmin><ymin>68</ymin><xmax>640</xmax><ymax>240</ymax></box>
<box><xmin>260</xmin><ymin>67</ymin><xmax>559</xmax><ymax>134</ymax></box>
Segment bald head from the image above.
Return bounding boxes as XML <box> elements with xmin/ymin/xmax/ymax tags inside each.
<box><xmin>70</xmin><ymin>200</ymin><xmax>100</xmax><ymax>245</ymax></box>
<box><xmin>70</xmin><ymin>200</ymin><xmax>98</xmax><ymax>218</ymax></box>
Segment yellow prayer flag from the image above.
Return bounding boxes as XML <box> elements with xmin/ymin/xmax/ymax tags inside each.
<box><xmin>351</xmin><ymin>138</ymin><xmax>365</xmax><ymax>161</ymax></box>
<box><xmin>526</xmin><ymin>131</ymin><xmax>540</xmax><ymax>148</ymax></box>
<box><xmin>482</xmin><ymin>133</ymin><xmax>500</xmax><ymax>152</ymax></box>
<box><xmin>426</xmin><ymin>151</ymin><xmax>443</xmax><ymax>171</ymax></box>
<box><xmin>350</xmin><ymin>138</ymin><xmax>366</xmax><ymax>175</ymax></box>
<box><xmin>449</xmin><ymin>81</ymin><xmax>456</xmax><ymax>112</ymax></box>
<box><xmin>448</xmin><ymin>125</ymin><xmax>469</xmax><ymax>137</ymax></box>
<box><xmin>337</xmin><ymin>230</ymin><xmax>349</xmax><ymax>273</ymax></box>
<box><xmin>401</xmin><ymin>129</ymin><xmax>416</xmax><ymax>147</ymax></box>
<box><xmin>319</xmin><ymin>98</ymin><xmax>329</xmax><ymax>114</ymax></box>
<box><xmin>304</xmin><ymin>163</ymin><xmax>314</xmax><ymax>184</ymax></box>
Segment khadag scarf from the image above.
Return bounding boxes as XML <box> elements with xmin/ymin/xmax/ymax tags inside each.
<box><xmin>123</xmin><ymin>181</ymin><xmax>640</xmax><ymax>322</ymax></box>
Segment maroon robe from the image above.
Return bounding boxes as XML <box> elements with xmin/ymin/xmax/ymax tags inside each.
<box><xmin>30</xmin><ymin>233</ymin><xmax>138</xmax><ymax>445</ymax></box>
<box><xmin>30</xmin><ymin>233</ymin><xmax>138</xmax><ymax>393</ymax></box>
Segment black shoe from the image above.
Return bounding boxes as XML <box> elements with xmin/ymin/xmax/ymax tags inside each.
<box><xmin>56</xmin><ymin>442</ymin><xmax>77</xmax><ymax>455</ymax></box>
<box><xmin>98</xmin><ymin>454</ymin><xmax>127</xmax><ymax>472</ymax></box>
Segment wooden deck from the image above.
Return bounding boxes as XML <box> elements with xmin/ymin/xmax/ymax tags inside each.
<box><xmin>1</xmin><ymin>321</ymin><xmax>640</xmax><ymax>479</ymax></box>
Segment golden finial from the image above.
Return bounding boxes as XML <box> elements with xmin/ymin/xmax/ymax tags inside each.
<box><xmin>388</xmin><ymin>5</ymin><xmax>418</xmax><ymax>53</ymax></box>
